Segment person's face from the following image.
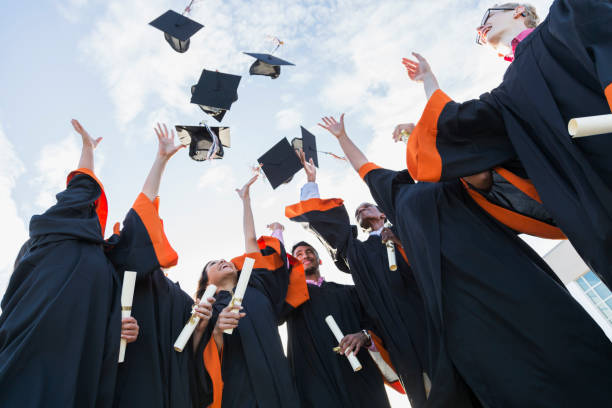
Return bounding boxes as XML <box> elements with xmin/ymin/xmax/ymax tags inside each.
<box><xmin>292</xmin><ymin>245</ymin><xmax>320</xmax><ymax>274</ymax></box>
<box><xmin>206</xmin><ymin>259</ymin><xmax>238</xmax><ymax>285</ymax></box>
<box><xmin>355</xmin><ymin>203</ymin><xmax>384</xmax><ymax>228</ymax></box>
<box><xmin>476</xmin><ymin>7</ymin><xmax>519</xmax><ymax>47</ymax></box>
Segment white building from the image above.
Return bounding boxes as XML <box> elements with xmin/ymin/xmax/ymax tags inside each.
<box><xmin>544</xmin><ymin>241</ymin><xmax>612</xmax><ymax>340</ymax></box>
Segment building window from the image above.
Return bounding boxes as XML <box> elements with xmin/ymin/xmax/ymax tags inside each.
<box><xmin>577</xmin><ymin>271</ymin><xmax>612</xmax><ymax>323</ymax></box>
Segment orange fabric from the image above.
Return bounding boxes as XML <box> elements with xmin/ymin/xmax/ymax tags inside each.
<box><xmin>257</xmin><ymin>236</ymin><xmax>282</xmax><ymax>256</ymax></box>
<box><xmin>231</xmin><ymin>251</ymin><xmax>285</xmax><ymax>272</ymax></box>
<box><xmin>358</xmin><ymin>162</ymin><xmax>382</xmax><ymax>180</ymax></box>
<box><xmin>203</xmin><ymin>338</ymin><xmax>223</xmax><ymax>408</ymax></box>
<box><xmin>113</xmin><ymin>222</ymin><xmax>121</xmax><ymax>236</ymax></box>
<box><xmin>493</xmin><ymin>167</ymin><xmax>542</xmax><ymax>203</ymax></box>
<box><xmin>406</xmin><ymin>89</ymin><xmax>450</xmax><ymax>182</ymax></box>
<box><xmin>461</xmin><ymin>180</ymin><xmax>566</xmax><ymax>239</ymax></box>
<box><xmin>285</xmin><ymin>261</ymin><xmax>310</xmax><ymax>308</ymax></box>
<box><xmin>370</xmin><ymin>332</ymin><xmax>406</xmax><ymax>394</ymax></box>
<box><xmin>67</xmin><ymin>168</ymin><xmax>108</xmax><ymax>237</ymax></box>
<box><xmin>396</xmin><ymin>245</ymin><xmax>409</xmax><ymax>266</ymax></box>
<box><xmin>285</xmin><ymin>198</ymin><xmax>345</xmax><ymax>219</ymax></box>
<box><xmin>152</xmin><ymin>196</ymin><xmax>160</xmax><ymax>211</ymax></box>
<box><xmin>131</xmin><ymin>193</ymin><xmax>179</xmax><ymax>268</ymax></box>
<box><xmin>605</xmin><ymin>83</ymin><xmax>612</xmax><ymax>112</ymax></box>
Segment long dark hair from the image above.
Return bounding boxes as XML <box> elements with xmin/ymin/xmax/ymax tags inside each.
<box><xmin>196</xmin><ymin>260</ymin><xmax>215</xmax><ymax>299</ymax></box>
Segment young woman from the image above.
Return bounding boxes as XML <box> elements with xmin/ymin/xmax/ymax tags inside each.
<box><xmin>197</xmin><ymin>175</ymin><xmax>309</xmax><ymax>408</ymax></box>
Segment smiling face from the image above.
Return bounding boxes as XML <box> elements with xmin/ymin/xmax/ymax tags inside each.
<box><xmin>477</xmin><ymin>8</ymin><xmax>516</xmax><ymax>47</ymax></box>
<box><xmin>292</xmin><ymin>245</ymin><xmax>320</xmax><ymax>276</ymax></box>
<box><xmin>355</xmin><ymin>202</ymin><xmax>385</xmax><ymax>229</ymax></box>
<box><xmin>205</xmin><ymin>259</ymin><xmax>238</xmax><ymax>286</ymax></box>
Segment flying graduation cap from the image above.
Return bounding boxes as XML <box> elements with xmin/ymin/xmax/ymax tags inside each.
<box><xmin>258</xmin><ymin>138</ymin><xmax>302</xmax><ymax>189</ymax></box>
<box><xmin>291</xmin><ymin>126</ymin><xmax>319</xmax><ymax>167</ymax></box>
<box><xmin>190</xmin><ymin>69</ymin><xmax>242</xmax><ymax>122</ymax></box>
<box><xmin>175</xmin><ymin>125</ymin><xmax>230</xmax><ymax>161</ymax></box>
<box><xmin>149</xmin><ymin>10</ymin><xmax>204</xmax><ymax>53</ymax></box>
<box><xmin>243</xmin><ymin>53</ymin><xmax>295</xmax><ymax>79</ymax></box>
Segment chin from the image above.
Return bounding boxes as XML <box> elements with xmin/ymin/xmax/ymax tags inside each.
<box><xmin>304</xmin><ymin>265</ymin><xmax>319</xmax><ymax>276</ymax></box>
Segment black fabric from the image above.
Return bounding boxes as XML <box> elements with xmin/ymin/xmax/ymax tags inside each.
<box><xmin>0</xmin><ymin>174</ymin><xmax>121</xmax><ymax>407</ymax></box>
<box><xmin>112</xmin><ymin>269</ymin><xmax>207</xmax><ymax>408</ymax></box>
<box><xmin>201</xmin><ymin>239</ymin><xmax>300</xmax><ymax>408</ymax></box>
<box><xmin>288</xmin><ymin>201</ymin><xmax>429</xmax><ymax>406</ymax></box>
<box><xmin>364</xmin><ymin>167</ymin><xmax>612</xmax><ymax>407</ymax></box>
<box><xmin>429</xmin><ymin>0</ymin><xmax>612</xmax><ymax>287</ymax></box>
<box><xmin>284</xmin><ymin>281</ymin><xmax>391</xmax><ymax>408</ymax></box>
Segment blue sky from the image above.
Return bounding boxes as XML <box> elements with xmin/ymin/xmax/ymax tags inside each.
<box><xmin>1</xmin><ymin>1</ymin><xmax>555</xmax><ymax>404</ymax></box>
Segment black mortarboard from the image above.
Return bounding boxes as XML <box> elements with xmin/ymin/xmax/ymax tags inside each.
<box><xmin>291</xmin><ymin>126</ymin><xmax>319</xmax><ymax>168</ymax></box>
<box><xmin>175</xmin><ymin>125</ymin><xmax>230</xmax><ymax>161</ymax></box>
<box><xmin>258</xmin><ymin>138</ymin><xmax>303</xmax><ymax>189</ymax></box>
<box><xmin>149</xmin><ymin>10</ymin><xmax>204</xmax><ymax>53</ymax></box>
<box><xmin>243</xmin><ymin>53</ymin><xmax>295</xmax><ymax>79</ymax></box>
<box><xmin>190</xmin><ymin>70</ymin><xmax>241</xmax><ymax>122</ymax></box>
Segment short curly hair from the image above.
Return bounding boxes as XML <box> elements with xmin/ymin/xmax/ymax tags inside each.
<box><xmin>495</xmin><ymin>3</ymin><xmax>540</xmax><ymax>28</ymax></box>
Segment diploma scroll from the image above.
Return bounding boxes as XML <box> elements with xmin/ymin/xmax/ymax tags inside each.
<box><xmin>568</xmin><ymin>114</ymin><xmax>612</xmax><ymax>138</ymax></box>
<box><xmin>400</xmin><ymin>129</ymin><xmax>410</xmax><ymax>143</ymax></box>
<box><xmin>224</xmin><ymin>257</ymin><xmax>255</xmax><ymax>335</ymax></box>
<box><xmin>119</xmin><ymin>271</ymin><xmax>137</xmax><ymax>363</ymax></box>
<box><xmin>386</xmin><ymin>241</ymin><xmax>398</xmax><ymax>271</ymax></box>
<box><xmin>325</xmin><ymin>315</ymin><xmax>362</xmax><ymax>372</ymax></box>
<box><xmin>174</xmin><ymin>284</ymin><xmax>218</xmax><ymax>352</ymax></box>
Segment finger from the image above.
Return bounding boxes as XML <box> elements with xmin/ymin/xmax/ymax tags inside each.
<box><xmin>309</xmin><ymin>158</ymin><xmax>314</xmax><ymax>166</ymax></box>
<box><xmin>207</xmin><ymin>297</ymin><xmax>216</xmax><ymax>304</ymax></box>
<box><xmin>163</xmin><ymin>123</ymin><xmax>168</xmax><ymax>138</ymax></box>
<box><xmin>317</xmin><ymin>123</ymin><xmax>327</xmax><ymax>129</ymax></box>
<box><xmin>340</xmin><ymin>113</ymin><xmax>345</xmax><ymax>126</ymax></box>
<box><xmin>171</xmin><ymin>129</ymin><xmax>176</xmax><ymax>141</ymax></box>
<box><xmin>330</xmin><ymin>117</ymin><xmax>337</xmax><ymax>125</ymax></box>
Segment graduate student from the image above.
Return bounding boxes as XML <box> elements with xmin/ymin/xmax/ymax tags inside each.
<box><xmin>197</xmin><ymin>175</ymin><xmax>309</xmax><ymax>408</ymax></box>
<box><xmin>0</xmin><ymin>120</ymin><xmax>176</xmax><ymax>407</ymax></box>
<box><xmin>111</xmin><ymin>123</ymin><xmax>211</xmax><ymax>408</ymax></box>
<box><xmin>277</xmin><ymin>235</ymin><xmax>393</xmax><ymax>408</ymax></box>
<box><xmin>401</xmin><ymin>0</ymin><xmax>612</xmax><ymax>288</ymax></box>
<box><xmin>319</xmin><ymin>113</ymin><xmax>612</xmax><ymax>407</ymax></box>
<box><xmin>285</xmin><ymin>151</ymin><xmax>429</xmax><ymax>407</ymax></box>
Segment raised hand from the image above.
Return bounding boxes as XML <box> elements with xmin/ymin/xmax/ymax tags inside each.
<box><xmin>381</xmin><ymin>227</ymin><xmax>402</xmax><ymax>246</ymax></box>
<box><xmin>297</xmin><ymin>149</ymin><xmax>316</xmax><ymax>182</ymax></box>
<box><xmin>235</xmin><ymin>175</ymin><xmax>258</xmax><ymax>201</ymax></box>
<box><xmin>72</xmin><ymin>119</ymin><xmax>102</xmax><ymax>149</ymax></box>
<box><xmin>392</xmin><ymin>123</ymin><xmax>416</xmax><ymax>143</ymax></box>
<box><xmin>402</xmin><ymin>52</ymin><xmax>433</xmax><ymax>82</ymax></box>
<box><xmin>154</xmin><ymin>123</ymin><xmax>185</xmax><ymax>161</ymax></box>
<box><xmin>266</xmin><ymin>222</ymin><xmax>285</xmax><ymax>231</ymax></box>
<box><xmin>318</xmin><ymin>114</ymin><xmax>346</xmax><ymax>139</ymax></box>
<box><xmin>194</xmin><ymin>297</ymin><xmax>215</xmax><ymax>332</ymax></box>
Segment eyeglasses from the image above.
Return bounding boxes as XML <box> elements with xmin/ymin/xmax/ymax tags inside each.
<box><xmin>476</xmin><ymin>7</ymin><xmax>515</xmax><ymax>45</ymax></box>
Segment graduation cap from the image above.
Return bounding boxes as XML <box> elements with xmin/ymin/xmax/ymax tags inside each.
<box><xmin>291</xmin><ymin>126</ymin><xmax>319</xmax><ymax>168</ymax></box>
<box><xmin>258</xmin><ymin>138</ymin><xmax>303</xmax><ymax>189</ymax></box>
<box><xmin>149</xmin><ymin>10</ymin><xmax>203</xmax><ymax>53</ymax></box>
<box><xmin>175</xmin><ymin>125</ymin><xmax>230</xmax><ymax>161</ymax></box>
<box><xmin>243</xmin><ymin>53</ymin><xmax>295</xmax><ymax>79</ymax></box>
<box><xmin>190</xmin><ymin>70</ymin><xmax>241</xmax><ymax>122</ymax></box>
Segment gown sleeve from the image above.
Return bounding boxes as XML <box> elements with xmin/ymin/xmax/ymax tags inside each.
<box><xmin>406</xmin><ymin>89</ymin><xmax>516</xmax><ymax>182</ymax></box>
<box><xmin>106</xmin><ymin>193</ymin><xmax>178</xmax><ymax>278</ymax></box>
<box><xmin>285</xmin><ymin>197</ymin><xmax>357</xmax><ymax>273</ymax></box>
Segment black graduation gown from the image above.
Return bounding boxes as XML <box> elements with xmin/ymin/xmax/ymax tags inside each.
<box><xmin>360</xmin><ymin>163</ymin><xmax>612</xmax><ymax>407</ymax></box>
<box><xmin>406</xmin><ymin>0</ymin><xmax>612</xmax><ymax>287</ymax></box>
<box><xmin>285</xmin><ymin>198</ymin><xmax>428</xmax><ymax>406</ymax></box>
<box><xmin>200</xmin><ymin>236</ymin><xmax>309</xmax><ymax>408</ymax></box>
<box><xmin>0</xmin><ymin>169</ymin><xmax>174</xmax><ymax>407</ymax></box>
<box><xmin>284</xmin><ymin>278</ymin><xmax>391</xmax><ymax>408</ymax></box>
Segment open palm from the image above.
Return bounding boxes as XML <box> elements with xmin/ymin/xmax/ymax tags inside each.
<box><xmin>154</xmin><ymin>123</ymin><xmax>184</xmax><ymax>160</ymax></box>
<box><xmin>402</xmin><ymin>52</ymin><xmax>432</xmax><ymax>82</ymax></box>
<box><xmin>318</xmin><ymin>114</ymin><xmax>346</xmax><ymax>138</ymax></box>
<box><xmin>71</xmin><ymin>119</ymin><xmax>102</xmax><ymax>148</ymax></box>
<box><xmin>236</xmin><ymin>175</ymin><xmax>258</xmax><ymax>200</ymax></box>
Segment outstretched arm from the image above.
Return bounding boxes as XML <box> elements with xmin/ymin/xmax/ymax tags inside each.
<box><xmin>236</xmin><ymin>175</ymin><xmax>260</xmax><ymax>253</ymax></box>
<box><xmin>318</xmin><ymin>114</ymin><xmax>368</xmax><ymax>173</ymax></box>
<box><xmin>142</xmin><ymin>123</ymin><xmax>185</xmax><ymax>201</ymax></box>
<box><xmin>72</xmin><ymin>119</ymin><xmax>102</xmax><ymax>171</ymax></box>
<box><xmin>402</xmin><ymin>52</ymin><xmax>440</xmax><ymax>100</ymax></box>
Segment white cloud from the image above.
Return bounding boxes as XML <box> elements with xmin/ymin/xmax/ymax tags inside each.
<box><xmin>275</xmin><ymin>108</ymin><xmax>302</xmax><ymax>131</ymax></box>
<box><xmin>0</xmin><ymin>124</ymin><xmax>28</xmax><ymax>294</ymax></box>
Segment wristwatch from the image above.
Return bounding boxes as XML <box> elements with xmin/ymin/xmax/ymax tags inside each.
<box><xmin>361</xmin><ymin>329</ymin><xmax>372</xmax><ymax>346</ymax></box>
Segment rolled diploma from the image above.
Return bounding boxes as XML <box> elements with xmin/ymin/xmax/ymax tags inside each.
<box><xmin>568</xmin><ymin>114</ymin><xmax>612</xmax><ymax>138</ymax></box>
<box><xmin>386</xmin><ymin>242</ymin><xmax>397</xmax><ymax>271</ymax></box>
<box><xmin>325</xmin><ymin>315</ymin><xmax>362</xmax><ymax>372</ymax></box>
<box><xmin>119</xmin><ymin>271</ymin><xmax>137</xmax><ymax>363</ymax></box>
<box><xmin>174</xmin><ymin>284</ymin><xmax>218</xmax><ymax>352</ymax></box>
<box><xmin>224</xmin><ymin>257</ymin><xmax>255</xmax><ymax>335</ymax></box>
